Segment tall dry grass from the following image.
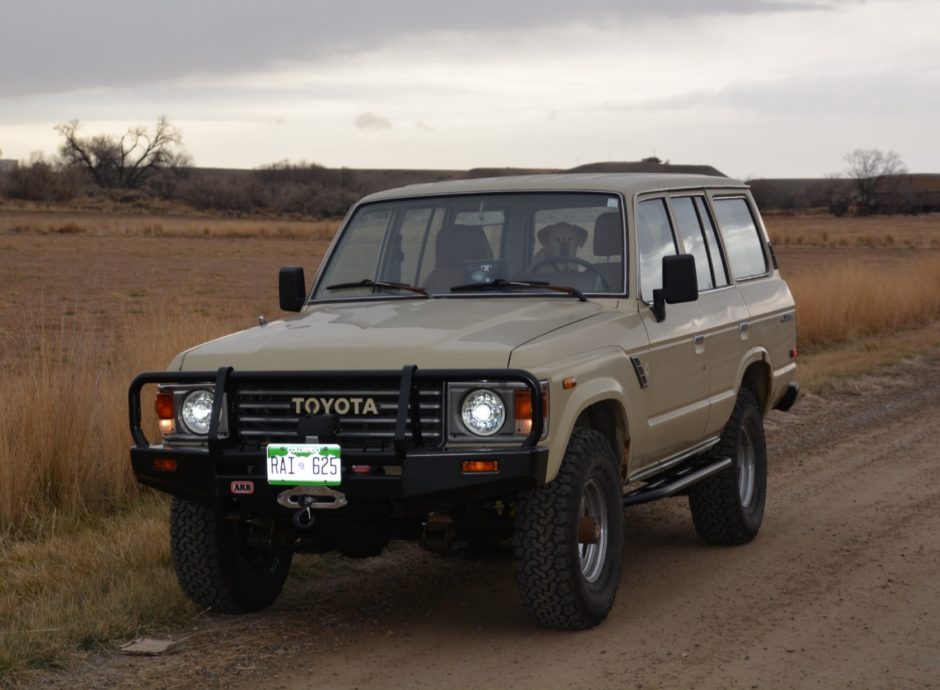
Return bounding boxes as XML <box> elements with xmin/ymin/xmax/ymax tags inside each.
<box><xmin>0</xmin><ymin>311</ymin><xmax>237</xmax><ymax>538</ymax></box>
<box><xmin>790</xmin><ymin>255</ymin><xmax>940</xmax><ymax>349</ymax></box>
<box><xmin>0</xmin><ymin>312</ymin><xmax>236</xmax><ymax>679</ymax></box>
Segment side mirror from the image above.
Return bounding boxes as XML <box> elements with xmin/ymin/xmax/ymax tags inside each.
<box><xmin>279</xmin><ymin>266</ymin><xmax>306</xmax><ymax>312</ymax></box>
<box><xmin>652</xmin><ymin>254</ymin><xmax>698</xmax><ymax>322</ymax></box>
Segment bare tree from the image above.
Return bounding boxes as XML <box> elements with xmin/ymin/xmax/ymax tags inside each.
<box><xmin>843</xmin><ymin>148</ymin><xmax>907</xmax><ymax>214</ymax></box>
<box><xmin>56</xmin><ymin>117</ymin><xmax>191</xmax><ymax>189</ymax></box>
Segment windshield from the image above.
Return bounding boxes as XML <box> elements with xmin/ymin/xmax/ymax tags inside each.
<box><xmin>312</xmin><ymin>192</ymin><xmax>626</xmax><ymax>300</ymax></box>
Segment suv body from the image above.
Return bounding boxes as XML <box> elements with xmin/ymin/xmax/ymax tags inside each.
<box><xmin>130</xmin><ymin>173</ymin><xmax>797</xmax><ymax>628</ymax></box>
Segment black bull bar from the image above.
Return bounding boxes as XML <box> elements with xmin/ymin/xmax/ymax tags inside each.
<box><xmin>128</xmin><ymin>366</ymin><xmax>548</xmax><ymax>511</ymax></box>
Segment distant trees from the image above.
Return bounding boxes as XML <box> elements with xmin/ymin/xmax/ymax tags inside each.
<box><xmin>176</xmin><ymin>161</ymin><xmax>363</xmax><ymax>218</ymax></box>
<box><xmin>841</xmin><ymin>148</ymin><xmax>908</xmax><ymax>214</ymax></box>
<box><xmin>4</xmin><ymin>153</ymin><xmax>82</xmax><ymax>202</ymax></box>
<box><xmin>56</xmin><ymin>117</ymin><xmax>191</xmax><ymax>190</ymax></box>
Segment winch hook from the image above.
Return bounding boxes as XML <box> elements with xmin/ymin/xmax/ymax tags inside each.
<box><xmin>292</xmin><ymin>495</ymin><xmax>317</xmax><ymax>530</ymax></box>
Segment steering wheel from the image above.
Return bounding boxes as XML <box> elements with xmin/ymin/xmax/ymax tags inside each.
<box><xmin>527</xmin><ymin>255</ymin><xmax>610</xmax><ymax>291</ymax></box>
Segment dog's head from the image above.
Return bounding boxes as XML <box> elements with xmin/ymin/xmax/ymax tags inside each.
<box><xmin>537</xmin><ymin>222</ymin><xmax>588</xmax><ymax>257</ymax></box>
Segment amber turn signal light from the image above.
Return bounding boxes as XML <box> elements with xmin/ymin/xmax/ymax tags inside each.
<box><xmin>153</xmin><ymin>458</ymin><xmax>178</xmax><ymax>472</ymax></box>
<box><xmin>461</xmin><ymin>460</ymin><xmax>499</xmax><ymax>473</ymax></box>
<box><xmin>514</xmin><ymin>389</ymin><xmax>548</xmax><ymax>421</ymax></box>
<box><xmin>514</xmin><ymin>388</ymin><xmax>548</xmax><ymax>435</ymax></box>
<box><xmin>155</xmin><ymin>392</ymin><xmax>174</xmax><ymax>420</ymax></box>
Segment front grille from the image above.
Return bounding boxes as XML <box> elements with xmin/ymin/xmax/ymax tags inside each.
<box><xmin>234</xmin><ymin>380</ymin><xmax>444</xmax><ymax>451</ymax></box>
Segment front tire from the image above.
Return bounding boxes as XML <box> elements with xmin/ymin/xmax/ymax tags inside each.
<box><xmin>170</xmin><ymin>497</ymin><xmax>293</xmax><ymax>613</ymax></box>
<box><xmin>513</xmin><ymin>428</ymin><xmax>624</xmax><ymax>629</ymax></box>
<box><xmin>688</xmin><ymin>386</ymin><xmax>767</xmax><ymax>545</ymax></box>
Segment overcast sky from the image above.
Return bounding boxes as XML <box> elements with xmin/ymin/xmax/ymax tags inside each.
<box><xmin>0</xmin><ymin>0</ymin><xmax>936</xmax><ymax>178</ymax></box>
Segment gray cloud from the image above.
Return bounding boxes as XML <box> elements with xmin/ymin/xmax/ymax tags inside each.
<box><xmin>603</xmin><ymin>68</ymin><xmax>940</xmax><ymax>119</ymax></box>
<box><xmin>354</xmin><ymin>112</ymin><xmax>392</xmax><ymax>130</ymax></box>
<box><xmin>0</xmin><ymin>0</ymin><xmax>853</xmax><ymax>98</ymax></box>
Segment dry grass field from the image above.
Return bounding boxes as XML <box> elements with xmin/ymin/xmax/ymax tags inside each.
<box><xmin>1</xmin><ymin>206</ymin><xmax>939</xmax><ymax>681</ymax></box>
<box><xmin>765</xmin><ymin>210</ymin><xmax>940</xmax><ymax>249</ymax></box>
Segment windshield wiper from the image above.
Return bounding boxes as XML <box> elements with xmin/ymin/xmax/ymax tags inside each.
<box><xmin>326</xmin><ymin>279</ymin><xmax>429</xmax><ymax>297</ymax></box>
<box><xmin>450</xmin><ymin>279</ymin><xmax>587</xmax><ymax>302</ymax></box>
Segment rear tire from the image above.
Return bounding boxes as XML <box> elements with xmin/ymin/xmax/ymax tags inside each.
<box><xmin>513</xmin><ymin>428</ymin><xmax>624</xmax><ymax>629</ymax></box>
<box><xmin>688</xmin><ymin>387</ymin><xmax>767</xmax><ymax>545</ymax></box>
<box><xmin>170</xmin><ymin>497</ymin><xmax>293</xmax><ymax>613</ymax></box>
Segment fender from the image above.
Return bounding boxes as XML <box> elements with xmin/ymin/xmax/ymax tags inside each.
<box><xmin>534</xmin><ymin>347</ymin><xmax>640</xmax><ymax>483</ymax></box>
<box><xmin>707</xmin><ymin>345</ymin><xmax>772</xmax><ymax>435</ymax></box>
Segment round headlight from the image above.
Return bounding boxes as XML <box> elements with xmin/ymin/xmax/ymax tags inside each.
<box><xmin>461</xmin><ymin>389</ymin><xmax>506</xmax><ymax>437</ymax></box>
<box><xmin>180</xmin><ymin>390</ymin><xmax>214</xmax><ymax>435</ymax></box>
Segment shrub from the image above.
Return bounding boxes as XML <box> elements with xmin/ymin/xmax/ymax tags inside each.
<box><xmin>3</xmin><ymin>157</ymin><xmax>83</xmax><ymax>202</ymax></box>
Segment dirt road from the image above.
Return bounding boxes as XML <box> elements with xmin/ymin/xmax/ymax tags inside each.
<box><xmin>52</xmin><ymin>351</ymin><xmax>940</xmax><ymax>690</ymax></box>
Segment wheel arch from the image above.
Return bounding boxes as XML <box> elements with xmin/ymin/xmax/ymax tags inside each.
<box><xmin>574</xmin><ymin>400</ymin><xmax>630</xmax><ymax>481</ymax></box>
<box><xmin>739</xmin><ymin>355</ymin><xmax>773</xmax><ymax>415</ymax></box>
<box><xmin>545</xmin><ymin>378</ymin><xmax>632</xmax><ymax>483</ymax></box>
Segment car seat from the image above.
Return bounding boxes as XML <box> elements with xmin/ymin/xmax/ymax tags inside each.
<box><xmin>422</xmin><ymin>224</ymin><xmax>493</xmax><ymax>293</ymax></box>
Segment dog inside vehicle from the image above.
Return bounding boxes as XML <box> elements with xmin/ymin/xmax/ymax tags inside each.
<box><xmin>530</xmin><ymin>222</ymin><xmax>589</xmax><ymax>270</ymax></box>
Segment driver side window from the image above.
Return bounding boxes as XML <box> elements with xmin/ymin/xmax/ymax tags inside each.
<box><xmin>637</xmin><ymin>198</ymin><xmax>678</xmax><ymax>303</ymax></box>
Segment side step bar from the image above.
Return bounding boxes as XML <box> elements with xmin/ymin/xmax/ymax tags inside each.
<box><xmin>623</xmin><ymin>457</ymin><xmax>732</xmax><ymax>508</ymax></box>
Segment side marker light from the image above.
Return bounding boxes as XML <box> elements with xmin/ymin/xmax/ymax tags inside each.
<box><xmin>461</xmin><ymin>460</ymin><xmax>499</xmax><ymax>473</ymax></box>
<box><xmin>154</xmin><ymin>458</ymin><xmax>178</xmax><ymax>472</ymax></box>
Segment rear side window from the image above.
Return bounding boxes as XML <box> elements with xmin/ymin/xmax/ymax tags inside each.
<box><xmin>696</xmin><ymin>198</ymin><xmax>729</xmax><ymax>288</ymax></box>
<box><xmin>637</xmin><ymin>198</ymin><xmax>677</xmax><ymax>302</ymax></box>
<box><xmin>713</xmin><ymin>197</ymin><xmax>768</xmax><ymax>280</ymax></box>
<box><xmin>670</xmin><ymin>197</ymin><xmax>715</xmax><ymax>291</ymax></box>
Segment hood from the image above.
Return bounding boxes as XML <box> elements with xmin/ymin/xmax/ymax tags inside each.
<box><xmin>176</xmin><ymin>298</ymin><xmax>606</xmax><ymax>372</ymax></box>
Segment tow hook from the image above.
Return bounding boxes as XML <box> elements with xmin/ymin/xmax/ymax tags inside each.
<box><xmin>422</xmin><ymin>513</ymin><xmax>456</xmax><ymax>554</ymax></box>
<box><xmin>277</xmin><ymin>486</ymin><xmax>348</xmax><ymax>531</ymax></box>
<box><xmin>293</xmin><ymin>496</ymin><xmax>317</xmax><ymax>530</ymax></box>
<box><xmin>578</xmin><ymin>515</ymin><xmax>600</xmax><ymax>544</ymax></box>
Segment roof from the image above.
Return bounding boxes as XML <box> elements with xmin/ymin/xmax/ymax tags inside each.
<box><xmin>359</xmin><ymin>172</ymin><xmax>745</xmax><ymax>203</ymax></box>
<box><xmin>567</xmin><ymin>161</ymin><xmax>725</xmax><ymax>176</ymax></box>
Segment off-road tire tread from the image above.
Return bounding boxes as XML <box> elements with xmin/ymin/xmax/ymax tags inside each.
<box><xmin>170</xmin><ymin>497</ymin><xmax>241</xmax><ymax>612</ymax></box>
<box><xmin>170</xmin><ymin>497</ymin><xmax>291</xmax><ymax>613</ymax></box>
<box><xmin>688</xmin><ymin>387</ymin><xmax>766</xmax><ymax>545</ymax></box>
<box><xmin>513</xmin><ymin>428</ymin><xmax>623</xmax><ymax>630</ymax></box>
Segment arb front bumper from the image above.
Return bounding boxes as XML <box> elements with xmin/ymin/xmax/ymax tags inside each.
<box><xmin>129</xmin><ymin>366</ymin><xmax>548</xmax><ymax>515</ymax></box>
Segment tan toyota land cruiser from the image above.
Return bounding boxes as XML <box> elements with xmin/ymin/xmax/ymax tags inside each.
<box><xmin>129</xmin><ymin>173</ymin><xmax>798</xmax><ymax>630</ymax></box>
